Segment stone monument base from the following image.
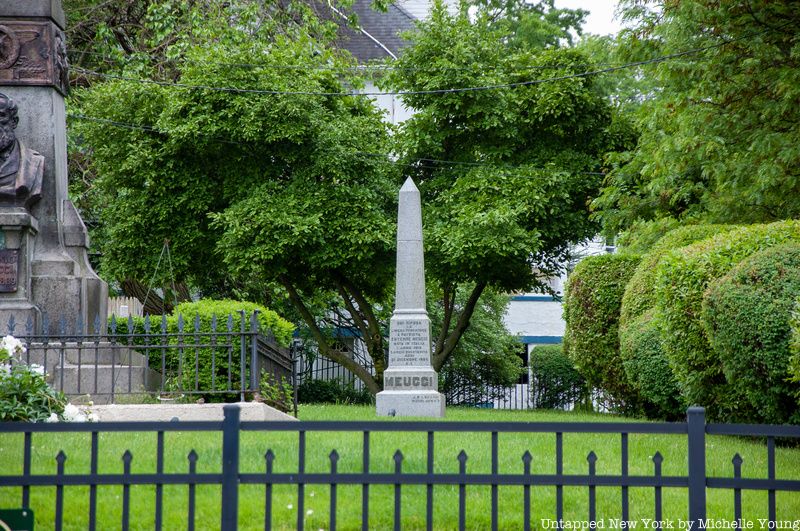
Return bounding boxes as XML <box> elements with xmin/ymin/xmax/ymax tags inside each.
<box><xmin>376</xmin><ymin>390</ymin><xmax>445</xmax><ymax>418</ymax></box>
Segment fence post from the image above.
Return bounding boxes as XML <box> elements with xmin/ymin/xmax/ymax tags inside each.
<box><xmin>239</xmin><ymin>311</ymin><xmax>246</xmax><ymax>401</ymax></box>
<box><xmin>291</xmin><ymin>338</ymin><xmax>300</xmax><ymax>418</ymax></box>
<box><xmin>250</xmin><ymin>310</ymin><xmax>259</xmax><ymax>391</ymax></box>
<box><xmin>687</xmin><ymin>406</ymin><xmax>706</xmax><ymax>524</ymax></box>
<box><xmin>221</xmin><ymin>404</ymin><xmax>241</xmax><ymax>530</ymax></box>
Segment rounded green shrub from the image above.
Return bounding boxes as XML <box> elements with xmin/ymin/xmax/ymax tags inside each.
<box><xmin>617</xmin><ymin>224</ymin><xmax>737</xmax><ymax>419</ymax></box>
<box><xmin>529</xmin><ymin>344</ymin><xmax>587</xmax><ymax>410</ymax></box>
<box><xmin>790</xmin><ymin>299</ymin><xmax>800</xmax><ymax>386</ymax></box>
<box><xmin>173</xmin><ymin>299</ymin><xmax>294</xmax><ymax>346</ymax></box>
<box><xmin>655</xmin><ymin>219</ymin><xmax>800</xmax><ymax>420</ymax></box>
<box><xmin>563</xmin><ymin>253</ymin><xmax>642</xmax><ymax>411</ymax></box>
<box><xmin>619</xmin><ymin>310</ymin><xmax>684</xmax><ymax>420</ymax></box>
<box><xmin>702</xmin><ymin>245</ymin><xmax>800</xmax><ymax>424</ymax></box>
<box><xmin>112</xmin><ymin>299</ymin><xmax>294</xmax><ymax>401</ymax></box>
<box><xmin>621</xmin><ymin>224</ymin><xmax>738</xmax><ymax>325</ymax></box>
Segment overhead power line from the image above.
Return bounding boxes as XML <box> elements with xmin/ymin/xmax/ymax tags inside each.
<box><xmin>70</xmin><ymin>19</ymin><xmax>785</xmax><ymax>98</ymax></box>
<box><xmin>67</xmin><ymin>113</ymin><xmax>605</xmax><ymax>176</ymax></box>
<box><xmin>68</xmin><ymin>48</ymin><xmax>621</xmax><ymax>72</ymax></box>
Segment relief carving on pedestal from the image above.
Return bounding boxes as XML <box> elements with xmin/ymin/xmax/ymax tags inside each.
<box><xmin>0</xmin><ymin>21</ymin><xmax>69</xmax><ymax>94</ymax></box>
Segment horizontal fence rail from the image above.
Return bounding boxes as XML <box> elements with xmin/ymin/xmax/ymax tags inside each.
<box><xmin>2</xmin><ymin>311</ymin><xmax>292</xmax><ymax>405</ymax></box>
<box><xmin>1</xmin><ymin>407</ymin><xmax>799</xmax><ymax>530</ymax></box>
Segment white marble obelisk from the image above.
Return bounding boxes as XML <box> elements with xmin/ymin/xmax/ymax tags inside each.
<box><xmin>376</xmin><ymin>178</ymin><xmax>445</xmax><ymax>417</ymax></box>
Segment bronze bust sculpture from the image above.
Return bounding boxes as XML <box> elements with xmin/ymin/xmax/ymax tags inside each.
<box><xmin>0</xmin><ymin>92</ymin><xmax>43</xmax><ymax>209</ymax></box>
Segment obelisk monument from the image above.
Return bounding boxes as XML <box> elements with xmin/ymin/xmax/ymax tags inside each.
<box><xmin>376</xmin><ymin>177</ymin><xmax>445</xmax><ymax>417</ymax></box>
<box><xmin>0</xmin><ymin>0</ymin><xmax>108</xmax><ymax>334</ymax></box>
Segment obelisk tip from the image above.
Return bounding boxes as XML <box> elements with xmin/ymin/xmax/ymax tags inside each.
<box><xmin>400</xmin><ymin>177</ymin><xmax>418</xmax><ymax>193</ymax></box>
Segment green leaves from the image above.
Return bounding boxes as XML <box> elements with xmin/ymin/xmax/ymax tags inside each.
<box><xmin>594</xmin><ymin>0</ymin><xmax>800</xmax><ymax>232</ymax></box>
<box><xmin>0</xmin><ymin>366</ymin><xmax>67</xmax><ymax>422</ymax></box>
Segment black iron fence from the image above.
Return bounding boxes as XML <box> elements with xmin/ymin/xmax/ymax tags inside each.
<box><xmin>4</xmin><ymin>312</ymin><xmax>292</xmax><ymax>404</ymax></box>
<box><xmin>1</xmin><ymin>406</ymin><xmax>799</xmax><ymax>530</ymax></box>
<box><xmin>294</xmin><ymin>340</ymin><xmax>375</xmax><ymax>393</ymax></box>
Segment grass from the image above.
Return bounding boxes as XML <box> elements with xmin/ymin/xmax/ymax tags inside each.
<box><xmin>1</xmin><ymin>405</ymin><xmax>799</xmax><ymax>530</ymax></box>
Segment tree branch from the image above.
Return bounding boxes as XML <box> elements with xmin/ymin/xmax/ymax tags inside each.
<box><xmin>433</xmin><ymin>284</ymin><xmax>455</xmax><ymax>358</ymax></box>
<box><xmin>337</xmin><ymin>275</ymin><xmax>386</xmax><ymax>375</ymax></box>
<box><xmin>280</xmin><ymin>275</ymin><xmax>380</xmax><ymax>394</ymax></box>
<box><xmin>432</xmin><ymin>281</ymin><xmax>487</xmax><ymax>371</ymax></box>
<box><xmin>334</xmin><ymin>280</ymin><xmax>372</xmax><ymax>350</ymax></box>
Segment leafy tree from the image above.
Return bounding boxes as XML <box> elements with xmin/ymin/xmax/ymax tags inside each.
<box><xmin>432</xmin><ymin>287</ymin><xmax>523</xmax><ymax>402</ymax></box>
<box><xmin>72</xmin><ymin>1</ymin><xmax>400</xmax><ymax>392</ymax></box>
<box><xmin>382</xmin><ymin>1</ymin><xmax>621</xmax><ymax>371</ymax></box>
<box><xmin>593</xmin><ymin>0</ymin><xmax>800</xmax><ymax>234</ymax></box>
<box><xmin>72</xmin><ymin>0</ymin><xmax>617</xmax><ymax>394</ymax></box>
<box><xmin>466</xmin><ymin>0</ymin><xmax>588</xmax><ymax>49</ymax></box>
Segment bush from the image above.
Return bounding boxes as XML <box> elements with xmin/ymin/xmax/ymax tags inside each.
<box><xmin>702</xmin><ymin>245</ymin><xmax>800</xmax><ymax>424</ymax></box>
<box><xmin>656</xmin><ymin>220</ymin><xmax>800</xmax><ymax>420</ymax></box>
<box><xmin>112</xmin><ymin>299</ymin><xmax>294</xmax><ymax>401</ymax></box>
<box><xmin>616</xmin><ymin>218</ymin><xmax>681</xmax><ymax>255</ymax></box>
<box><xmin>617</xmin><ymin>224</ymin><xmax>737</xmax><ymax>419</ymax></box>
<box><xmin>563</xmin><ymin>253</ymin><xmax>642</xmax><ymax>411</ymax></box>
<box><xmin>434</xmin><ymin>287</ymin><xmax>524</xmax><ymax>402</ymax></box>
<box><xmin>297</xmin><ymin>378</ymin><xmax>372</xmax><ymax>405</ymax></box>
<box><xmin>619</xmin><ymin>310</ymin><xmax>684</xmax><ymax>420</ymax></box>
<box><xmin>258</xmin><ymin>371</ymin><xmax>294</xmax><ymax>413</ymax></box>
<box><xmin>620</xmin><ymin>224</ymin><xmax>739</xmax><ymax>325</ymax></box>
<box><xmin>529</xmin><ymin>344</ymin><xmax>587</xmax><ymax>410</ymax></box>
<box><xmin>790</xmin><ymin>300</ymin><xmax>800</xmax><ymax>386</ymax></box>
<box><xmin>172</xmin><ymin>299</ymin><xmax>294</xmax><ymax>346</ymax></box>
<box><xmin>0</xmin><ymin>365</ymin><xmax>67</xmax><ymax>422</ymax></box>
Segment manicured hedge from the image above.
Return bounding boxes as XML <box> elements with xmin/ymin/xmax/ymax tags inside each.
<box><xmin>702</xmin><ymin>245</ymin><xmax>800</xmax><ymax>424</ymax></box>
<box><xmin>172</xmin><ymin>299</ymin><xmax>294</xmax><ymax>346</ymax></box>
<box><xmin>620</xmin><ymin>224</ymin><xmax>738</xmax><ymax>325</ymax></box>
<box><xmin>529</xmin><ymin>344</ymin><xmax>587</xmax><ymax>410</ymax></box>
<box><xmin>111</xmin><ymin>299</ymin><xmax>294</xmax><ymax>400</ymax></box>
<box><xmin>616</xmin><ymin>218</ymin><xmax>681</xmax><ymax>255</ymax></box>
<box><xmin>617</xmin><ymin>224</ymin><xmax>736</xmax><ymax>419</ymax></box>
<box><xmin>655</xmin><ymin>220</ymin><xmax>800</xmax><ymax>420</ymax></box>
<box><xmin>563</xmin><ymin>253</ymin><xmax>642</xmax><ymax>411</ymax></box>
<box><xmin>619</xmin><ymin>310</ymin><xmax>684</xmax><ymax>420</ymax></box>
<box><xmin>790</xmin><ymin>299</ymin><xmax>800</xmax><ymax>385</ymax></box>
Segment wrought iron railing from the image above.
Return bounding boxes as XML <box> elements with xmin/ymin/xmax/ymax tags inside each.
<box><xmin>1</xmin><ymin>407</ymin><xmax>798</xmax><ymax>530</ymax></box>
<box><xmin>4</xmin><ymin>311</ymin><xmax>292</xmax><ymax>404</ymax></box>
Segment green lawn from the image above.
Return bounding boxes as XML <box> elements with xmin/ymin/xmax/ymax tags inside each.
<box><xmin>1</xmin><ymin>405</ymin><xmax>799</xmax><ymax>530</ymax></box>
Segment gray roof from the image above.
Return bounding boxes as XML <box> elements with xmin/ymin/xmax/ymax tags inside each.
<box><xmin>332</xmin><ymin>0</ymin><xmax>418</xmax><ymax>63</ymax></box>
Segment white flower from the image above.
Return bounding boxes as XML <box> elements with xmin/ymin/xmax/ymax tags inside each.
<box><xmin>307</xmin><ymin>510</ymin><xmax>313</xmax><ymax>516</ymax></box>
<box><xmin>62</xmin><ymin>404</ymin><xmax>89</xmax><ymax>422</ymax></box>
<box><xmin>87</xmin><ymin>412</ymin><xmax>99</xmax><ymax>422</ymax></box>
<box><xmin>1</xmin><ymin>335</ymin><xmax>25</xmax><ymax>357</ymax></box>
<box><xmin>45</xmin><ymin>413</ymin><xmax>59</xmax><ymax>423</ymax></box>
<box><xmin>287</xmin><ymin>504</ymin><xmax>293</xmax><ymax>510</ymax></box>
<box><xmin>29</xmin><ymin>364</ymin><xmax>44</xmax><ymax>375</ymax></box>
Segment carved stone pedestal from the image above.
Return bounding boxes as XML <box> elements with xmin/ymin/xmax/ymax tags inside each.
<box><xmin>0</xmin><ymin>209</ymin><xmax>40</xmax><ymax>332</ymax></box>
<box><xmin>0</xmin><ymin>0</ymin><xmax>108</xmax><ymax>335</ymax></box>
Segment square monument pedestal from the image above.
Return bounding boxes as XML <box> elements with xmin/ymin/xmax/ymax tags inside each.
<box><xmin>376</xmin><ymin>390</ymin><xmax>445</xmax><ymax>417</ymax></box>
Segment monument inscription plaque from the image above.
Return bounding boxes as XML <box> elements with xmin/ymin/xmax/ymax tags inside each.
<box><xmin>389</xmin><ymin>319</ymin><xmax>431</xmax><ymax>366</ymax></box>
<box><xmin>0</xmin><ymin>248</ymin><xmax>18</xmax><ymax>292</ymax></box>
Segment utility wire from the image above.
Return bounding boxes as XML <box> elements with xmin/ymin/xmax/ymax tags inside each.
<box><xmin>70</xmin><ymin>20</ymin><xmax>790</xmax><ymax>97</ymax></box>
<box><xmin>68</xmin><ymin>112</ymin><xmax>605</xmax><ymax>175</ymax></box>
<box><xmin>68</xmin><ymin>47</ymin><xmax>621</xmax><ymax>72</ymax></box>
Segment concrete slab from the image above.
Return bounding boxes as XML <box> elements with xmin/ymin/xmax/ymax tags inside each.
<box><xmin>90</xmin><ymin>402</ymin><xmax>296</xmax><ymax>422</ymax></box>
